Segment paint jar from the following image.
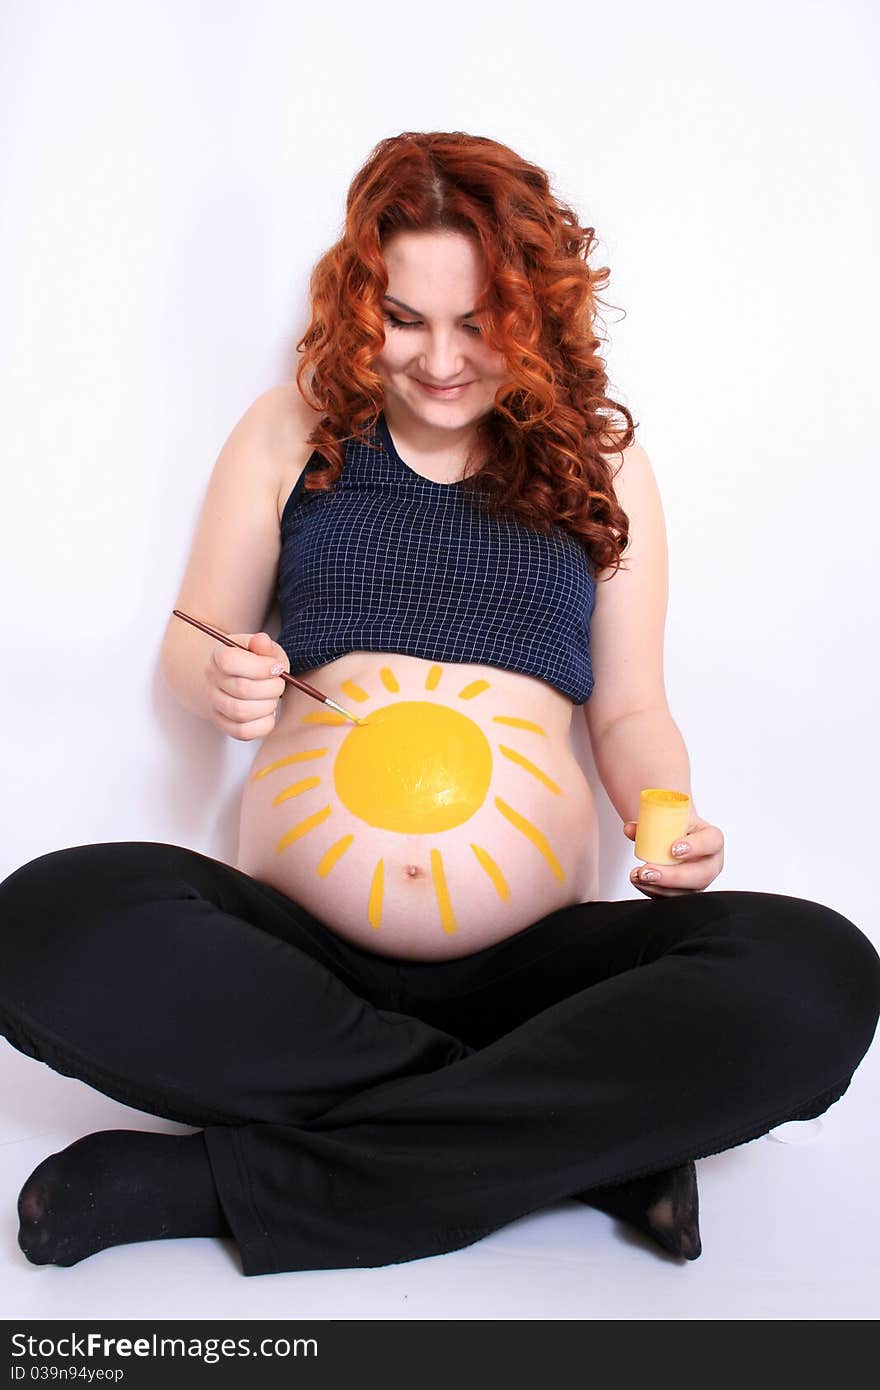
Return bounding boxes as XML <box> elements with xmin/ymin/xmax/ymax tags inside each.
<box><xmin>634</xmin><ymin>789</ymin><xmax>691</xmax><ymax>865</ymax></box>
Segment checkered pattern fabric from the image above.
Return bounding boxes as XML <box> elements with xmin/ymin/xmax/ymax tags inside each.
<box><xmin>276</xmin><ymin>412</ymin><xmax>596</xmax><ymax>704</ymax></box>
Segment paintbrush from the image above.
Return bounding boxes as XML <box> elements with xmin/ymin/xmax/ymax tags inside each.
<box><xmin>171</xmin><ymin>609</ymin><xmax>366</xmax><ymax>725</ymax></box>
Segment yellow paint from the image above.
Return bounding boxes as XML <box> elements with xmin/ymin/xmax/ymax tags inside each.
<box><xmin>458</xmin><ymin>679</ymin><xmax>491</xmax><ymax>700</ymax></box>
<box><xmin>251</xmin><ymin>748</ymin><xmax>329</xmax><ymax>780</ymax></box>
<box><xmin>498</xmin><ymin>745</ymin><xmax>562</xmax><ymax>794</ymax></box>
<box><xmin>495</xmin><ymin>796</ymin><xmax>565</xmax><ymax>881</ymax></box>
<box><xmin>642</xmin><ymin>788</ymin><xmax>690</xmax><ymax>806</ymax></box>
<box><xmin>333</xmin><ymin>700</ymin><xmax>492</xmax><ymax>833</ymax></box>
<box><xmin>317</xmin><ymin>835</ymin><xmax>354</xmax><ymax>877</ymax></box>
<box><xmin>493</xmin><ymin>716</ymin><xmax>547</xmax><ymax>735</ymax></box>
<box><xmin>257</xmin><ymin>671</ymin><xmax>566</xmax><ymax>937</ymax></box>
<box><xmin>430</xmin><ymin>849</ymin><xmax>458</xmax><ymax>934</ymax></box>
<box><xmin>367</xmin><ymin>859</ymin><xmax>384</xmax><ymax>930</ymax></box>
<box><xmin>470</xmin><ymin>843</ymin><xmax>511</xmax><ymax>901</ymax></box>
<box><xmin>340</xmin><ymin>679</ymin><xmax>370</xmax><ymax>702</ymax></box>
<box><xmin>635</xmin><ymin>788</ymin><xmax>691</xmax><ymax>865</ymax></box>
<box><xmin>276</xmin><ymin>804</ymin><xmax>332</xmax><ymax>854</ymax></box>
<box><xmin>272</xmin><ymin>776</ymin><xmax>321</xmax><ymax>806</ymax></box>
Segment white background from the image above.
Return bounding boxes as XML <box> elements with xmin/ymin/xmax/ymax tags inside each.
<box><xmin>1</xmin><ymin>0</ymin><xmax>877</xmax><ymax>1320</ymax></box>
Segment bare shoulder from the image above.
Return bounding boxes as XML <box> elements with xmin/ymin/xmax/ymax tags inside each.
<box><xmin>265</xmin><ymin>381</ymin><xmax>323</xmax><ymax>439</ymax></box>
<box><xmin>594</xmin><ymin>427</ymin><xmax>653</xmax><ymax>550</ymax></box>
<box><xmin>591</xmin><ymin>424</ymin><xmax>662</xmax><ymax>588</ymax></box>
<box><xmin>598</xmin><ymin>420</ymin><xmax>645</xmax><ymax>473</ymax></box>
<box><xmin>265</xmin><ymin>383</ymin><xmax>326</xmax><ymax>525</ymax></box>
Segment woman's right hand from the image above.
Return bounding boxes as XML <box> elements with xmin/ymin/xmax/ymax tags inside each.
<box><xmin>204</xmin><ymin>631</ymin><xmax>291</xmax><ymax>741</ymax></box>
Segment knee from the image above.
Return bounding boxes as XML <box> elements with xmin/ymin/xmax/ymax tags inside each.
<box><xmin>0</xmin><ymin>844</ymin><xmax>93</xmax><ymax>910</ymax></box>
<box><xmin>0</xmin><ymin>847</ymin><xmax>94</xmax><ymax>990</ymax></box>
<box><xmin>0</xmin><ymin>842</ymin><xmax>183</xmax><ymax>920</ymax></box>
<box><xmin>715</xmin><ymin>889</ymin><xmax>880</xmax><ymax>1073</ymax></box>
<box><xmin>2</xmin><ymin>843</ymin><xmax>116</xmax><ymax>906</ymax></box>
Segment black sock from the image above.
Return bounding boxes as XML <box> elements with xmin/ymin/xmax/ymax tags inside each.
<box><xmin>17</xmin><ymin>1129</ymin><xmax>232</xmax><ymax>1268</ymax></box>
<box><xmin>572</xmin><ymin>1160</ymin><xmax>702</xmax><ymax>1259</ymax></box>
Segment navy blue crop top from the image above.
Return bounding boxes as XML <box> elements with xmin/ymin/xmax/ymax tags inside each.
<box><xmin>276</xmin><ymin>411</ymin><xmax>597</xmax><ymax>704</ymax></box>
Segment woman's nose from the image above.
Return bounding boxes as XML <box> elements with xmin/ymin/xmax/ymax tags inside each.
<box><xmin>418</xmin><ymin>344</ymin><xmax>468</xmax><ymax>378</ymax></box>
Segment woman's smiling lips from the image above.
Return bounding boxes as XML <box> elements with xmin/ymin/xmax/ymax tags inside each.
<box><xmin>415</xmin><ymin>379</ymin><xmax>474</xmax><ymax>399</ymax></box>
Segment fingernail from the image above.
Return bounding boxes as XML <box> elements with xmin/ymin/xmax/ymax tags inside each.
<box><xmin>271</xmin><ymin>663</ymin><xmax>284</xmax><ymax>675</ymax></box>
<box><xmin>641</xmin><ymin>870</ymin><xmax>659</xmax><ymax>882</ymax></box>
<box><xmin>672</xmin><ymin>842</ymin><xmax>689</xmax><ymax>856</ymax></box>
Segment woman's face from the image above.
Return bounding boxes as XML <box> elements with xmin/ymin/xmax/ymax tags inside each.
<box><xmin>374</xmin><ymin>229</ymin><xmax>509</xmax><ymax>437</ymax></box>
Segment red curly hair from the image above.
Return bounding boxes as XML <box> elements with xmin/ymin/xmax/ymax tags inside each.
<box><xmin>294</xmin><ymin>130</ymin><xmax>636</xmax><ymax>578</ymax></box>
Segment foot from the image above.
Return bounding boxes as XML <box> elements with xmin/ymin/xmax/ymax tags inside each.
<box><xmin>573</xmin><ymin>1160</ymin><xmax>702</xmax><ymax>1259</ymax></box>
<box><xmin>17</xmin><ymin>1129</ymin><xmax>231</xmax><ymax>1267</ymax></box>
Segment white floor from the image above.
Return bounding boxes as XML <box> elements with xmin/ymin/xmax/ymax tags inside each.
<box><xmin>2</xmin><ymin>1036</ymin><xmax>878</xmax><ymax>1321</ymax></box>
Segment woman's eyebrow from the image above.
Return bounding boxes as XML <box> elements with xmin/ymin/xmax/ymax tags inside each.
<box><xmin>382</xmin><ymin>294</ymin><xmax>480</xmax><ymax>318</ymax></box>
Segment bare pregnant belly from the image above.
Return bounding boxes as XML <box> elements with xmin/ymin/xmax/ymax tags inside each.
<box><xmin>235</xmin><ymin>651</ymin><xmax>598</xmax><ymax>960</ymax></box>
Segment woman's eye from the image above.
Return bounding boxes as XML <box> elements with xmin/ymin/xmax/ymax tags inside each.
<box><xmin>383</xmin><ymin>314</ymin><xmax>481</xmax><ymax>335</ymax></box>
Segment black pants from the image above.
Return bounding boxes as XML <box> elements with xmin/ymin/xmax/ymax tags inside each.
<box><xmin>1</xmin><ymin>841</ymin><xmax>878</xmax><ymax>1277</ymax></box>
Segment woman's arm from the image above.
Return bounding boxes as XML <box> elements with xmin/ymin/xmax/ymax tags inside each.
<box><xmin>584</xmin><ymin>438</ymin><xmax>698</xmax><ymax>816</ymax></box>
<box><xmin>590</xmin><ymin>707</ymin><xmax>698</xmax><ymax>826</ymax></box>
<box><xmin>581</xmin><ymin>438</ymin><xmax>726</xmax><ymax>892</ymax></box>
<box><xmin>160</xmin><ymin>387</ymin><xmax>291</xmax><ymax>721</ymax></box>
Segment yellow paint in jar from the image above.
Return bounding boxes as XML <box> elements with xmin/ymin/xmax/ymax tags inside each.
<box><xmin>634</xmin><ymin>789</ymin><xmax>691</xmax><ymax>865</ymax></box>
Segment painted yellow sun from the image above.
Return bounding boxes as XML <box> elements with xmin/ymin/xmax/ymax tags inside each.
<box><xmin>249</xmin><ymin>662</ymin><xmax>566</xmax><ymax>936</ymax></box>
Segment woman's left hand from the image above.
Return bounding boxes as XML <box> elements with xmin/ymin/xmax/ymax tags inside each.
<box><xmin>623</xmin><ymin>816</ymin><xmax>725</xmax><ymax>897</ymax></box>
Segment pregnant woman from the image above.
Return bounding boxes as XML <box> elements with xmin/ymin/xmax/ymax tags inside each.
<box><xmin>3</xmin><ymin>131</ymin><xmax>879</xmax><ymax>1277</ymax></box>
